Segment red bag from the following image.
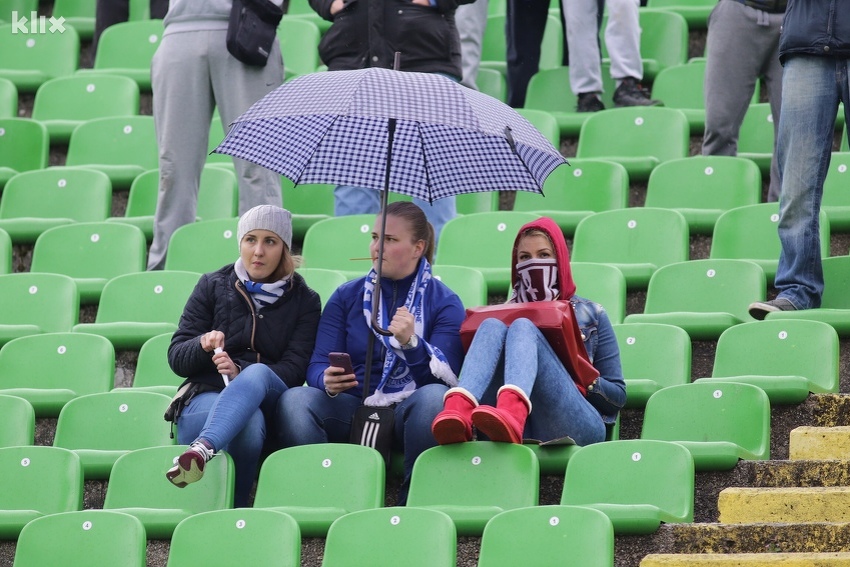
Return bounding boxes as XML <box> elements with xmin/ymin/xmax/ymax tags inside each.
<box><xmin>459</xmin><ymin>301</ymin><xmax>599</xmax><ymax>395</ymax></box>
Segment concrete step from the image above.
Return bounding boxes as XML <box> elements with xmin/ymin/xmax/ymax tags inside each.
<box><xmin>790</xmin><ymin>427</ymin><xmax>850</xmax><ymax>460</ymax></box>
<box><xmin>719</xmin><ymin>487</ymin><xmax>850</xmax><ymax>523</ymax></box>
<box><xmin>655</xmin><ymin>522</ymin><xmax>850</xmax><ymax>554</ymax></box>
<box><xmin>640</xmin><ymin>552</ymin><xmax>850</xmax><ymax>566</ymax></box>
<box><xmin>747</xmin><ymin>460</ymin><xmax>850</xmax><ymax>488</ymax></box>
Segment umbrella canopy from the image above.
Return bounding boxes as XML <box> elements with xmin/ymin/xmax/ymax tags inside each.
<box><xmin>213</xmin><ymin>67</ymin><xmax>566</xmax><ymax>202</ymax></box>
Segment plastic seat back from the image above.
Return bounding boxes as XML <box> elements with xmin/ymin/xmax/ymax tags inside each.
<box><xmin>78</xmin><ymin>19</ymin><xmax>164</xmax><ymax>90</ymax></box>
<box><xmin>702</xmin><ymin>319</ymin><xmax>839</xmax><ymax>403</ymax></box>
<box><xmin>478</xmin><ymin>505</ymin><xmax>614</xmax><ymax>567</ymax></box>
<box><xmin>645</xmin><ymin>156</ymin><xmax>762</xmax><ymax>234</ymax></box>
<box><xmin>0</xmin><ymin>273</ymin><xmax>79</xmax><ymax>349</ymax></box>
<box><xmin>641</xmin><ymin>382</ymin><xmax>771</xmax><ymax>470</ymax></box>
<box><xmin>54</xmin><ymin>390</ymin><xmax>175</xmax><ymax>479</ymax></box>
<box><xmin>0</xmin><ymin>394</ymin><xmax>35</xmax><ymax>447</ymax></box>
<box><xmin>434</xmin><ymin>211</ymin><xmax>539</xmax><ymax>295</ymax></box>
<box><xmin>13</xmin><ymin>510</ymin><xmax>146</xmax><ymax>567</ymax></box>
<box><xmin>65</xmin><ymin>115</ymin><xmax>159</xmax><ymax>189</ymax></box>
<box><xmin>432</xmin><ymin>265</ymin><xmax>488</xmax><ymax>309</ymax></box>
<box><xmin>572</xmin><ymin>262</ymin><xmax>626</xmax><ymax>325</ymax></box>
<box><xmin>0</xmin><ymin>118</ymin><xmax>49</xmax><ymax>189</ymax></box>
<box><xmin>322</xmin><ymin>507</ymin><xmax>456</xmax><ymax>567</ymax></box>
<box><xmin>278</xmin><ymin>18</ymin><xmax>321</xmax><ymax>79</ymax></box>
<box><xmin>50</xmin><ymin>0</ymin><xmax>97</xmax><ymax>39</ymax></box>
<box><xmin>124</xmin><ymin>332</ymin><xmax>181</xmax><ymax>396</ymax></box>
<box><xmin>623</xmin><ymin>259</ymin><xmax>766</xmax><ymax>340</ymax></box>
<box><xmin>103</xmin><ymin>445</ymin><xmax>235</xmax><ymax>539</ymax></box>
<box><xmin>710</xmin><ymin>203</ymin><xmax>830</xmax><ymax>283</ymax></box>
<box><xmin>295</xmin><ymin>268</ymin><xmax>348</xmax><ymax>309</ymax></box>
<box><xmin>648</xmin><ymin>62</ymin><xmax>706</xmax><ymax>131</ymax></box>
<box><xmin>168</xmin><ymin>509</ymin><xmax>300</xmax><ymax>567</ymax></box>
<box><xmin>612</xmin><ymin>322</ymin><xmax>692</xmax><ymax>408</ymax></box>
<box><xmin>300</xmin><ymin>214</ymin><xmax>379</xmax><ymax>279</ymax></box>
<box><xmin>72</xmin><ymin>270</ymin><xmax>201</xmax><ymax>349</ymax></box>
<box><xmin>0</xmin><ymin>332</ymin><xmax>114</xmax><ymax>417</ymax></box>
<box><xmin>645</xmin><ymin>0</ymin><xmax>715</xmax><ymax>28</ymax></box>
<box><xmin>512</xmin><ymin>159</ymin><xmax>629</xmax><ymax>235</ymax></box>
<box><xmin>576</xmin><ymin>107</ymin><xmax>690</xmax><ymax>181</ymax></box>
<box><xmin>571</xmin><ymin>208</ymin><xmax>689</xmax><ymax>290</ymax></box>
<box><xmin>32</xmin><ymin>74</ymin><xmax>140</xmax><ymax>143</ymax></box>
<box><xmin>0</xmin><ymin>227</ymin><xmax>10</xmax><ymax>274</ymax></box>
<box><xmin>280</xmin><ymin>179</ymin><xmax>334</xmax><ymax>240</ymax></box>
<box><xmin>31</xmin><ymin>222</ymin><xmax>147</xmax><ymax>304</ymax></box>
<box><xmin>406</xmin><ymin>442</ymin><xmax>539</xmax><ymax>536</ymax></box>
<box><xmin>0</xmin><ymin>77</ymin><xmax>18</xmax><ymax>118</ymax></box>
<box><xmin>601</xmin><ymin>9</ymin><xmax>688</xmax><ymax>80</ymax></box>
<box><xmin>0</xmin><ymin>167</ymin><xmax>112</xmax><ymax>243</ymax></box>
<box><xmin>737</xmin><ymin>102</ymin><xmax>775</xmax><ymax>175</ymax></box>
<box><xmin>515</xmin><ymin>108</ymin><xmax>559</xmax><ymax>147</ymax></box>
<box><xmin>0</xmin><ymin>23</ymin><xmax>80</xmax><ymax>91</ymax></box>
<box><xmin>0</xmin><ymin>445</ymin><xmax>83</xmax><ymax>539</ymax></box>
<box><xmin>561</xmin><ymin>439</ymin><xmax>694</xmax><ymax>534</ymax></box>
<box><xmin>164</xmin><ymin>218</ymin><xmax>239</xmax><ymax>273</ymax></box>
<box><xmin>822</xmin><ymin>151</ymin><xmax>850</xmax><ymax>231</ymax></box>
<box><xmin>476</xmin><ymin>67</ymin><xmax>506</xmax><ymax>103</ymax></box>
<box><xmin>481</xmin><ymin>13</ymin><xmax>562</xmax><ymax>73</ymax></box>
<box><xmin>253</xmin><ymin>444</ymin><xmax>385</xmax><ymax>537</ymax></box>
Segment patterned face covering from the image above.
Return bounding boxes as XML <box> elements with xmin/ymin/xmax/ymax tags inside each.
<box><xmin>514</xmin><ymin>257</ymin><xmax>560</xmax><ymax>302</ymax></box>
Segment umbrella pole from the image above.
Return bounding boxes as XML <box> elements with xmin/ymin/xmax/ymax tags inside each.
<box><xmin>370</xmin><ymin>115</ymin><xmax>397</xmax><ymax>337</ymax></box>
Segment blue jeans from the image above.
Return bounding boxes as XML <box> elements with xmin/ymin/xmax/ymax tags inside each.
<box><xmin>774</xmin><ymin>56</ymin><xmax>850</xmax><ymax>309</ymax></box>
<box><xmin>275</xmin><ymin>382</ymin><xmax>448</xmax><ymax>504</ymax></box>
<box><xmin>459</xmin><ymin>317</ymin><xmax>606</xmax><ymax>446</ymax></box>
<box><xmin>334</xmin><ymin>185</ymin><xmax>456</xmax><ymax>241</ymax></box>
<box><xmin>177</xmin><ymin>363</ymin><xmax>289</xmax><ymax>507</ymax></box>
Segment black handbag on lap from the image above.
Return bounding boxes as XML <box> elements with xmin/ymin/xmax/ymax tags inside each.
<box><xmin>226</xmin><ymin>0</ymin><xmax>283</xmax><ymax>67</ymax></box>
<box><xmin>349</xmin><ymin>333</ymin><xmax>395</xmax><ymax>466</ymax></box>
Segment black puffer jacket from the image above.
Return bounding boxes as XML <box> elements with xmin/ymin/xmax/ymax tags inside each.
<box><xmin>779</xmin><ymin>0</ymin><xmax>850</xmax><ymax>63</ymax></box>
<box><xmin>168</xmin><ymin>265</ymin><xmax>322</xmax><ymax>390</ymax></box>
<box><xmin>309</xmin><ymin>0</ymin><xmax>476</xmax><ymax>78</ymax></box>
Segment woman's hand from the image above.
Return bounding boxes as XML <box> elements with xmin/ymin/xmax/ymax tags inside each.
<box><xmin>200</xmin><ymin>330</ymin><xmax>225</xmax><ymax>352</ymax></box>
<box><xmin>389</xmin><ymin>306</ymin><xmax>416</xmax><ymax>346</ymax></box>
<box><xmin>329</xmin><ymin>0</ymin><xmax>345</xmax><ymax>15</ymax></box>
<box><xmin>323</xmin><ymin>365</ymin><xmax>357</xmax><ymax>396</ymax></box>
<box><xmin>212</xmin><ymin>348</ymin><xmax>240</xmax><ymax>379</ymax></box>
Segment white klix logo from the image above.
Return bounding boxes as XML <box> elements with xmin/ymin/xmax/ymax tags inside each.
<box><xmin>11</xmin><ymin>11</ymin><xmax>66</xmax><ymax>34</ymax></box>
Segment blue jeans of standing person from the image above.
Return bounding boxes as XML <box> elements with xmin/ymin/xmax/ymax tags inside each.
<box><xmin>334</xmin><ymin>185</ymin><xmax>456</xmax><ymax>241</ymax></box>
<box><xmin>177</xmin><ymin>364</ymin><xmax>289</xmax><ymax>507</ymax></box>
<box><xmin>459</xmin><ymin>317</ymin><xmax>606</xmax><ymax>445</ymax></box>
<box><xmin>774</xmin><ymin>55</ymin><xmax>850</xmax><ymax>310</ymax></box>
<box><xmin>275</xmin><ymin>382</ymin><xmax>448</xmax><ymax>504</ymax></box>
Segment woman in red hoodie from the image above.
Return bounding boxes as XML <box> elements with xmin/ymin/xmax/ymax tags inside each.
<box><xmin>431</xmin><ymin>216</ymin><xmax>626</xmax><ymax>446</ymax></box>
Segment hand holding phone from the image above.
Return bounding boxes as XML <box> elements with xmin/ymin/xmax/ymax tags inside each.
<box><xmin>329</xmin><ymin>352</ymin><xmax>354</xmax><ymax>375</ymax></box>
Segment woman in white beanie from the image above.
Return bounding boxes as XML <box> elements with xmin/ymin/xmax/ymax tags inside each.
<box><xmin>164</xmin><ymin>204</ymin><xmax>321</xmax><ymax>507</ymax></box>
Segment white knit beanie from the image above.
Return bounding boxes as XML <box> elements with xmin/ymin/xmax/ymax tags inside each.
<box><xmin>237</xmin><ymin>205</ymin><xmax>293</xmax><ymax>250</ymax></box>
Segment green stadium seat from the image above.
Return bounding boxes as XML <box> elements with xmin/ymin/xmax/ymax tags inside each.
<box><xmin>623</xmin><ymin>259</ymin><xmax>766</xmax><ymax>340</ymax></box>
<box><xmin>612</xmin><ymin>322</ymin><xmax>691</xmax><ymax>408</ymax></box>
<box><xmin>480</xmin><ymin>13</ymin><xmax>562</xmax><ymax>78</ymax></box>
<box><xmin>295</xmin><ymin>268</ymin><xmax>348</xmax><ymax>310</ymax></box>
<box><xmin>0</xmin><ymin>77</ymin><xmax>17</xmax><ymax>117</ymax></box>
<box><xmin>300</xmin><ymin>214</ymin><xmax>378</xmax><ymax>280</ymax></box>
<box><xmin>0</xmin><ymin>227</ymin><xmax>10</xmax><ymax>274</ymax></box>
<box><xmin>0</xmin><ymin>23</ymin><xmax>80</xmax><ymax>91</ymax></box>
<box><xmin>476</xmin><ymin>67</ymin><xmax>506</xmax><ymax>103</ymax></box>
<box><xmin>253</xmin><ymin>444</ymin><xmax>385</xmax><ymax>537</ymax></box>
<box><xmin>168</xmin><ymin>509</ymin><xmax>300</xmax><ymax>567</ymax></box>
<box><xmin>601</xmin><ymin>9</ymin><xmax>688</xmax><ymax>80</ymax></box>
<box><xmin>32</xmin><ymin>74</ymin><xmax>140</xmax><ymax>143</ymax></box>
<box><xmin>649</xmin><ymin>62</ymin><xmax>706</xmax><ymax>132</ymax></box>
<box><xmin>72</xmin><ymin>270</ymin><xmax>200</xmax><ymax>349</ymax></box>
<box><xmin>115</xmin><ymin>332</ymin><xmax>179</xmax><ymax>396</ymax></box>
<box><xmin>516</xmin><ymin>108</ymin><xmax>559</xmax><ymax>148</ymax></box>
<box><xmin>645</xmin><ymin>0</ymin><xmax>715</xmax><ymax>29</ymax></box>
<box><xmin>737</xmin><ymin>102</ymin><xmax>775</xmax><ymax>176</ymax></box>
<box><xmin>282</xmin><ymin>179</ymin><xmax>334</xmax><ymax>242</ymax></box>
<box><xmin>820</xmin><ymin>152</ymin><xmax>850</xmax><ymax>232</ymax></box>
<box><xmin>0</xmin><ymin>273</ymin><xmax>79</xmax><ymax>349</ymax></box>
<box><xmin>76</xmin><ymin>19</ymin><xmax>163</xmax><ymax>91</ymax></box>
<box><xmin>698</xmin><ymin>319</ymin><xmax>839</xmax><ymax>404</ymax></box>
<box><xmin>0</xmin><ymin>118</ymin><xmax>49</xmax><ymax>191</ymax></box>
<box><xmin>478</xmin><ymin>505</ymin><xmax>614</xmax><ymax>567</ymax></box>
<box><xmin>561</xmin><ymin>439</ymin><xmax>694</xmax><ymax>534</ymax></box>
<box><xmin>0</xmin><ymin>445</ymin><xmax>83</xmax><ymax>539</ymax></box>
<box><xmin>571</xmin><ymin>208</ymin><xmax>690</xmax><ymax>290</ymax></box>
<box><xmin>572</xmin><ymin>262</ymin><xmax>627</xmax><ymax>325</ymax></box>
<box><xmin>281</xmin><ymin>2</ymin><xmax>330</xmax><ymax>33</ymax></box>
<box><xmin>0</xmin><ymin>394</ymin><xmax>34</xmax><ymax>447</ymax></box>
<box><xmin>322</xmin><ymin>507</ymin><xmax>456</xmax><ymax>567</ymax></box>
<box><xmin>53</xmin><ymin>390</ymin><xmax>175</xmax><ymax>479</ymax></box>
<box><xmin>50</xmin><ymin>0</ymin><xmax>96</xmax><ymax>39</ymax></box>
<box><xmin>0</xmin><ymin>167</ymin><xmax>112</xmax><ymax>244</ymax></box>
<box><xmin>641</xmin><ymin>382</ymin><xmax>771</xmax><ymax>470</ymax></box>
<box><xmin>13</xmin><ymin>510</ymin><xmax>145</xmax><ymax>567</ymax></box>
<box><xmin>645</xmin><ymin>156</ymin><xmax>762</xmax><ymax>235</ymax></box>
<box><xmin>406</xmin><ymin>441</ymin><xmax>539</xmax><ymax>536</ymax></box>
<box><xmin>0</xmin><ymin>0</ymin><xmax>37</xmax><ymax>26</ymax></box>
<box><xmin>278</xmin><ymin>17</ymin><xmax>321</xmax><ymax>80</ymax></box>
<box><xmin>163</xmin><ymin>217</ymin><xmax>239</xmax><ymax>273</ymax></box>
<box><xmin>432</xmin><ymin>265</ymin><xmax>488</xmax><ymax>309</ymax></box>
<box><xmin>30</xmin><ymin>222</ymin><xmax>147</xmax><ymax>304</ymax></box>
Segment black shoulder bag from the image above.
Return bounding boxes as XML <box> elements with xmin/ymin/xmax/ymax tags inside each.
<box><xmin>226</xmin><ymin>0</ymin><xmax>283</xmax><ymax>67</ymax></box>
<box><xmin>349</xmin><ymin>332</ymin><xmax>396</xmax><ymax>467</ymax></box>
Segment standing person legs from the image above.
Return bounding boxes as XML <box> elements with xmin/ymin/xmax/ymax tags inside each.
<box><xmin>147</xmin><ymin>31</ymin><xmax>215</xmax><ymax>270</ymax></box>
<box><xmin>456</xmin><ymin>0</ymin><xmax>490</xmax><ymax>90</ymax></box>
<box><xmin>211</xmin><ymin>35</ymin><xmax>284</xmax><ymax>215</ymax></box>
<box><xmin>334</xmin><ymin>187</ymin><xmax>456</xmax><ymax>241</ymax></box>
<box><xmin>505</xmin><ymin>0</ymin><xmax>550</xmax><ymax>108</ymax></box>
<box><xmin>563</xmin><ymin>0</ymin><xmax>605</xmax><ymax>110</ymax></box>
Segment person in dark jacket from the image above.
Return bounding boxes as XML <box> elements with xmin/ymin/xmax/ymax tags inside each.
<box><xmin>748</xmin><ymin>0</ymin><xmax>850</xmax><ymax>319</ymax></box>
<box><xmin>165</xmin><ymin>205</ymin><xmax>321</xmax><ymax>507</ymax></box>
<box><xmin>308</xmin><ymin>0</ymin><xmax>477</xmax><ymax>240</ymax></box>
<box><xmin>275</xmin><ymin>201</ymin><xmax>465</xmax><ymax>504</ymax></box>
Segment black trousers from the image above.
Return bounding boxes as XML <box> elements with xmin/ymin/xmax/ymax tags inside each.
<box><xmin>92</xmin><ymin>0</ymin><xmax>169</xmax><ymax>52</ymax></box>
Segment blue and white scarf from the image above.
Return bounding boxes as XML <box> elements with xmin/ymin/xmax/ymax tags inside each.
<box><xmin>362</xmin><ymin>258</ymin><xmax>457</xmax><ymax>406</ymax></box>
<box><xmin>234</xmin><ymin>258</ymin><xmax>290</xmax><ymax>310</ymax></box>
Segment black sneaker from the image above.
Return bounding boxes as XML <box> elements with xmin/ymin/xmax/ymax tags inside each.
<box><xmin>612</xmin><ymin>77</ymin><xmax>661</xmax><ymax>107</ymax></box>
<box><xmin>576</xmin><ymin>92</ymin><xmax>605</xmax><ymax>113</ymax></box>
<box><xmin>748</xmin><ymin>297</ymin><xmax>798</xmax><ymax>321</ymax></box>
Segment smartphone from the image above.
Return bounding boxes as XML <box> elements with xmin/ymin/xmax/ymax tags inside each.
<box><xmin>329</xmin><ymin>352</ymin><xmax>354</xmax><ymax>375</ymax></box>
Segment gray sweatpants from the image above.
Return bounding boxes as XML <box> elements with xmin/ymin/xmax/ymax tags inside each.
<box><xmin>148</xmin><ymin>29</ymin><xmax>284</xmax><ymax>270</ymax></box>
<box><xmin>702</xmin><ymin>0</ymin><xmax>783</xmax><ymax>201</ymax></box>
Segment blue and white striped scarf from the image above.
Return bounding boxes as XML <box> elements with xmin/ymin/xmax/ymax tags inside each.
<box><xmin>234</xmin><ymin>258</ymin><xmax>290</xmax><ymax>310</ymax></box>
<box><xmin>362</xmin><ymin>258</ymin><xmax>457</xmax><ymax>407</ymax></box>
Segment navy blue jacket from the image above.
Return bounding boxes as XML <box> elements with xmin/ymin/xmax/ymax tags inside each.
<box><xmin>779</xmin><ymin>0</ymin><xmax>850</xmax><ymax>63</ymax></box>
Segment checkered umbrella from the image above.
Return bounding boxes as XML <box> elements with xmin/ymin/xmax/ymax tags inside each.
<box><xmin>213</xmin><ymin>67</ymin><xmax>566</xmax><ymax>202</ymax></box>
